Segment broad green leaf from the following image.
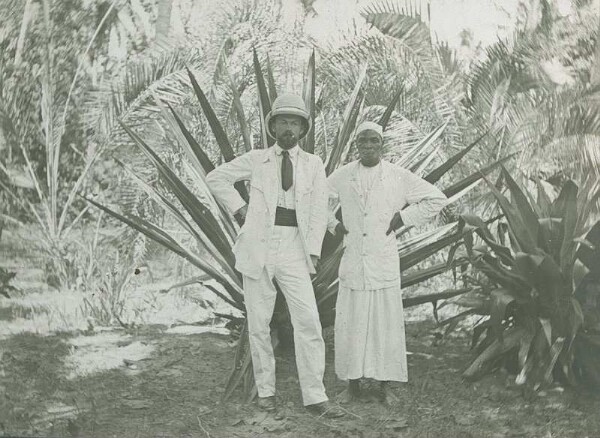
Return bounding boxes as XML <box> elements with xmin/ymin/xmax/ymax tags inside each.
<box><xmin>536</xmin><ymin>178</ymin><xmax>553</xmax><ymax>216</ymax></box>
<box><xmin>483</xmin><ymin>176</ymin><xmax>538</xmax><ymax>253</ymax></box>
<box><xmin>501</xmin><ymin>167</ymin><xmax>539</xmax><ymax>242</ymax></box>
<box><xmin>576</xmin><ymin>220</ymin><xmax>600</xmax><ymax>273</ymax></box>
<box><xmin>537</xmin><ymin>218</ymin><xmax>562</xmax><ymax>260</ymax></box>
<box><xmin>543</xmin><ymin>337</ymin><xmax>565</xmax><ymax>383</ymax></box>
<box><xmin>539</xmin><ymin>318</ymin><xmax>552</xmax><ymax>347</ymax></box>
<box><xmin>557</xmin><ymin>181</ymin><xmax>579</xmax><ymax>274</ymax></box>
<box><xmin>489</xmin><ymin>289</ymin><xmax>515</xmax><ymax>339</ymax></box>
<box><xmin>517</xmin><ymin>330</ymin><xmax>535</xmax><ymax>368</ymax></box>
<box><xmin>464</xmin><ymin>326</ymin><xmax>527</xmax><ymax>379</ymax></box>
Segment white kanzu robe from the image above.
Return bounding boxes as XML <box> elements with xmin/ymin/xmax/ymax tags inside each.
<box><xmin>328</xmin><ymin>160</ymin><xmax>447</xmax><ymax>381</ymax></box>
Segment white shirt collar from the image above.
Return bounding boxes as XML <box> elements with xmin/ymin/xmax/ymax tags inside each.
<box><xmin>274</xmin><ymin>143</ymin><xmax>300</xmax><ymax>157</ymax></box>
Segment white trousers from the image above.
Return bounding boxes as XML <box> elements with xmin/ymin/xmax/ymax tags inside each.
<box><xmin>243</xmin><ymin>226</ymin><xmax>328</xmax><ymax>406</ymax></box>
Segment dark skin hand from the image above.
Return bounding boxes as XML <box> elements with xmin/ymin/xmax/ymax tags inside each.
<box><xmin>386</xmin><ymin>211</ymin><xmax>404</xmax><ymax>235</ymax></box>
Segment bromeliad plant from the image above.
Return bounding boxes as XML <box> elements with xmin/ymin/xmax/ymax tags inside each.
<box><xmin>86</xmin><ymin>49</ymin><xmax>512</xmax><ymax>400</ymax></box>
<box><xmin>453</xmin><ymin>169</ymin><xmax>600</xmax><ymax>389</ymax></box>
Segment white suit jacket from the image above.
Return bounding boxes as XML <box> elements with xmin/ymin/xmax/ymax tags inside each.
<box><xmin>328</xmin><ymin>160</ymin><xmax>448</xmax><ymax>290</ymax></box>
<box><xmin>206</xmin><ymin>146</ymin><xmax>328</xmax><ymax>279</ymax></box>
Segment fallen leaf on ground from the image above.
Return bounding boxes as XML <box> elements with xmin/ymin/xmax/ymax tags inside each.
<box><xmin>454</xmin><ymin>414</ymin><xmax>476</xmax><ymax>426</ymax></box>
<box><xmin>384</xmin><ymin>418</ymin><xmax>409</xmax><ymax>430</ymax></box>
<box><xmin>123</xmin><ymin>399</ymin><xmax>151</xmax><ymax>410</ymax></box>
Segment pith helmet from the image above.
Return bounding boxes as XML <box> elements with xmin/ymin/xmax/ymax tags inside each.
<box><xmin>265</xmin><ymin>93</ymin><xmax>312</xmax><ymax>139</ymax></box>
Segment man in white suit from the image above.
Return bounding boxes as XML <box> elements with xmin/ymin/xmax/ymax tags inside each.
<box><xmin>328</xmin><ymin>121</ymin><xmax>448</xmax><ymax>404</ymax></box>
<box><xmin>207</xmin><ymin>93</ymin><xmax>343</xmax><ymax>417</ymax></box>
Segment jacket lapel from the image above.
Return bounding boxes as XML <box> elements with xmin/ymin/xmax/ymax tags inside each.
<box><xmin>295</xmin><ymin>149</ymin><xmax>310</xmax><ymax>198</ymax></box>
<box><xmin>260</xmin><ymin>147</ymin><xmax>278</xmax><ymax>216</ymax></box>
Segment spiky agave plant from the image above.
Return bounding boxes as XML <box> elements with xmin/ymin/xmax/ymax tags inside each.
<box><xmin>85</xmin><ymin>47</ymin><xmax>516</xmax><ymax>399</ymax></box>
<box><xmin>451</xmin><ymin>169</ymin><xmax>600</xmax><ymax>389</ymax></box>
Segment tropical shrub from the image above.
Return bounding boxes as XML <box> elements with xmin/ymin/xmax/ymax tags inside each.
<box><xmin>453</xmin><ymin>169</ymin><xmax>600</xmax><ymax>389</ymax></box>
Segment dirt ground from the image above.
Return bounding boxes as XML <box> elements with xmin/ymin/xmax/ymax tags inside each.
<box><xmin>2</xmin><ymin>228</ymin><xmax>600</xmax><ymax>438</ymax></box>
<box><xmin>2</xmin><ymin>320</ymin><xmax>600</xmax><ymax>438</ymax></box>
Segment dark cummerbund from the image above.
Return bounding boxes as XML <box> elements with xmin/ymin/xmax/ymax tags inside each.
<box><xmin>275</xmin><ymin>206</ymin><xmax>298</xmax><ymax>227</ymax></box>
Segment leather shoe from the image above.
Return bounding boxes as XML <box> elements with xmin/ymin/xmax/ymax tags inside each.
<box><xmin>257</xmin><ymin>396</ymin><xmax>277</xmax><ymax>412</ymax></box>
<box><xmin>305</xmin><ymin>401</ymin><xmax>345</xmax><ymax>418</ymax></box>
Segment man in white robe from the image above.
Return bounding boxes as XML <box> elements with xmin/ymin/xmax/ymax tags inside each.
<box><xmin>327</xmin><ymin>121</ymin><xmax>448</xmax><ymax>403</ymax></box>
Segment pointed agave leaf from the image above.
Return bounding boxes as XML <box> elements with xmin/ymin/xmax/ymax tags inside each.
<box><xmin>119</xmin><ymin>121</ymin><xmax>235</xmax><ymax>264</ymax></box>
<box><xmin>425</xmin><ymin>132</ymin><xmax>488</xmax><ymax>184</ymax></box>
<box><xmin>266</xmin><ymin>55</ymin><xmax>278</xmax><ymax>102</ymax></box>
<box><xmin>325</xmin><ymin>64</ymin><xmax>368</xmax><ymax>175</ymax></box>
<box><xmin>402</xmin><ymin>287</ymin><xmax>472</xmax><ymax>308</ymax></box>
<box><xmin>117</xmin><ymin>160</ymin><xmax>239</xmax><ymax>282</ymax></box>
<box><xmin>186</xmin><ymin>67</ymin><xmax>249</xmax><ymax>202</ymax></box>
<box><xmin>408</xmin><ymin>153</ymin><xmax>429</xmax><ymax>174</ymax></box>
<box><xmin>397</xmin><ymin>123</ymin><xmax>447</xmax><ymax>169</ymax></box>
<box><xmin>152</xmin><ymin>93</ymin><xmax>210</xmax><ymax>182</ymax></box>
<box><xmin>224</xmin><ymin>61</ymin><xmax>253</xmax><ymax>152</ymax></box>
<box><xmin>444</xmin><ymin>154</ymin><xmax>515</xmax><ymax>198</ymax></box>
<box><xmin>400</xmin><ymin>224</ymin><xmax>466</xmax><ymax>270</ymax></box>
<box><xmin>401</xmin><ymin>258</ymin><xmax>470</xmax><ymax>288</ymax></box>
<box><xmin>83</xmin><ymin>196</ymin><xmax>243</xmax><ymax>305</ymax></box>
<box><xmin>378</xmin><ymin>86</ymin><xmax>403</xmax><ymax>130</ymax></box>
<box><xmin>253</xmin><ymin>49</ymin><xmax>274</xmax><ymax>148</ymax></box>
<box><xmin>414</xmin><ymin>139</ymin><xmax>443</xmax><ymax>176</ymax></box>
<box><xmin>166</xmin><ymin>103</ymin><xmax>215</xmax><ymax>174</ymax></box>
<box><xmin>186</xmin><ymin>67</ymin><xmax>236</xmax><ymax>162</ymax></box>
<box><xmin>556</xmin><ymin>181</ymin><xmax>579</xmax><ymax>273</ymax></box>
<box><xmin>301</xmin><ymin>49</ymin><xmax>316</xmax><ymax>153</ymax></box>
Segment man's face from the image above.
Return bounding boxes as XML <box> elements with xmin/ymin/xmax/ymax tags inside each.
<box><xmin>272</xmin><ymin>115</ymin><xmax>304</xmax><ymax>149</ymax></box>
<box><xmin>356</xmin><ymin>130</ymin><xmax>383</xmax><ymax>165</ymax></box>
